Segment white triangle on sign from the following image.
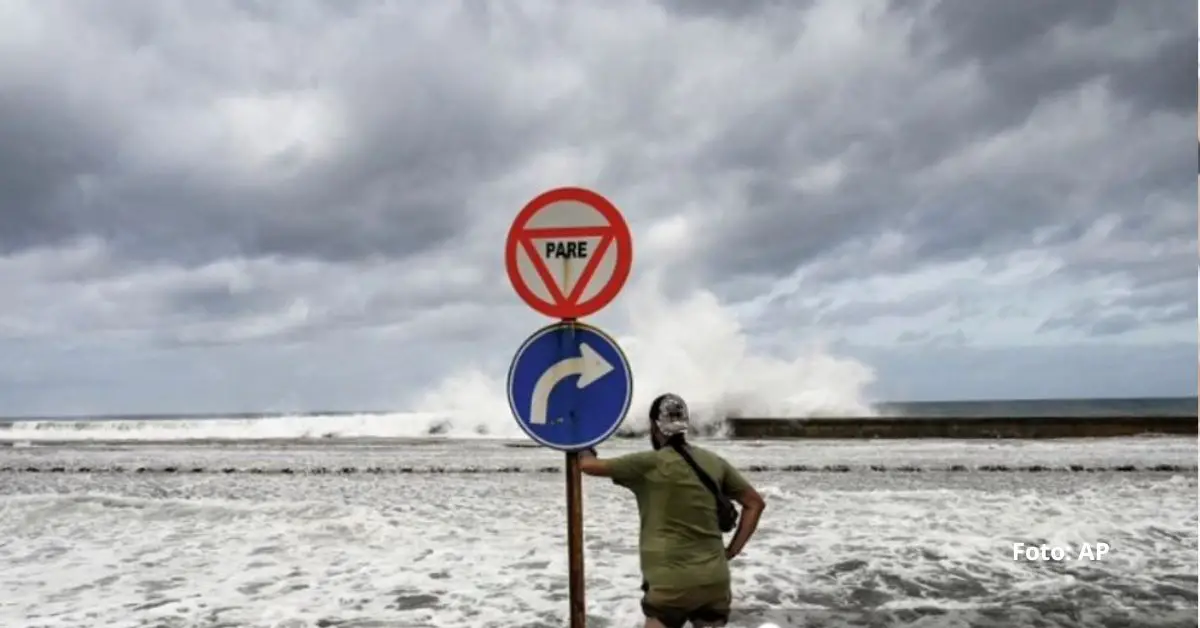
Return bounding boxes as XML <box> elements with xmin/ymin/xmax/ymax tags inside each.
<box><xmin>529</xmin><ymin>235</ymin><xmax>604</xmax><ymax>300</ymax></box>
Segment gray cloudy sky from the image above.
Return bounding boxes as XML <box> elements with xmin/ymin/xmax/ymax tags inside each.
<box><xmin>0</xmin><ymin>0</ymin><xmax>1195</xmax><ymax>417</ymax></box>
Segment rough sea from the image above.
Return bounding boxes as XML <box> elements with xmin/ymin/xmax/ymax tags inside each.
<box><xmin>1</xmin><ymin>397</ymin><xmax>1196</xmax><ymax>627</ymax></box>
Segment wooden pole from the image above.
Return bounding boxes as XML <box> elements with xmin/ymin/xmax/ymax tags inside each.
<box><xmin>560</xmin><ymin>317</ymin><xmax>586</xmax><ymax>627</ymax></box>
<box><xmin>565</xmin><ymin>450</ymin><xmax>586</xmax><ymax>628</ymax></box>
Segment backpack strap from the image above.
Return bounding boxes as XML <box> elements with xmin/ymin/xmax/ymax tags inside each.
<box><xmin>671</xmin><ymin>442</ymin><xmax>725</xmax><ymax>502</ymax></box>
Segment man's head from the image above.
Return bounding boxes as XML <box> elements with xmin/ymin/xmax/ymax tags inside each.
<box><xmin>648</xmin><ymin>392</ymin><xmax>690</xmax><ymax>450</ymax></box>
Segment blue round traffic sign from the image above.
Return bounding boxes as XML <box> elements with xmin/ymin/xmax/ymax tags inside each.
<box><xmin>506</xmin><ymin>321</ymin><xmax>633</xmax><ymax>451</ymax></box>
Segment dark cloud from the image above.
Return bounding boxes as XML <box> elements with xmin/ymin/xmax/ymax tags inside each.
<box><xmin>4</xmin><ymin>0</ymin><xmax>1189</xmax><ymax>280</ymax></box>
<box><xmin>0</xmin><ymin>84</ymin><xmax>121</xmax><ymax>253</ymax></box>
<box><xmin>911</xmin><ymin>0</ymin><xmax>1192</xmax><ymax>115</ymax></box>
<box><xmin>919</xmin><ymin>0</ymin><xmax>1121</xmax><ymax>59</ymax></box>
<box><xmin>683</xmin><ymin>0</ymin><xmax>1193</xmax><ymax>338</ymax></box>
<box><xmin>0</xmin><ymin>2</ymin><xmax>543</xmax><ymax>265</ymax></box>
<box><xmin>0</xmin><ymin>0</ymin><xmax>1192</xmax><ymax>413</ymax></box>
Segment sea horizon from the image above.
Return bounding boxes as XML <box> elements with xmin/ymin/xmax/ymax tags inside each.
<box><xmin>2</xmin><ymin>394</ymin><xmax>1195</xmax><ymax>422</ymax></box>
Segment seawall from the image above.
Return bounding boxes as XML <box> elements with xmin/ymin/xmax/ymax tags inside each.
<box><xmin>726</xmin><ymin>415</ymin><xmax>1198</xmax><ymax>439</ymax></box>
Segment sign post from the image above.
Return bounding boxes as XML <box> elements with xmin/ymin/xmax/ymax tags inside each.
<box><xmin>505</xmin><ymin>187</ymin><xmax>634</xmax><ymax>628</ymax></box>
<box><xmin>566</xmin><ymin>441</ymin><xmax>585</xmax><ymax>627</ymax></box>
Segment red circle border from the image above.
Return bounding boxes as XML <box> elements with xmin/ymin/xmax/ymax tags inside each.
<box><xmin>505</xmin><ymin>187</ymin><xmax>633</xmax><ymax>320</ymax></box>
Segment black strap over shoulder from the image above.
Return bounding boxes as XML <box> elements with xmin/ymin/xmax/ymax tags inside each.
<box><xmin>671</xmin><ymin>442</ymin><xmax>722</xmax><ymax>498</ymax></box>
<box><xmin>670</xmin><ymin>442</ymin><xmax>739</xmax><ymax>533</ymax></box>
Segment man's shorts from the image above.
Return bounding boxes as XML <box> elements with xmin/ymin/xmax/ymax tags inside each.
<box><xmin>641</xmin><ymin>582</ymin><xmax>732</xmax><ymax>627</ymax></box>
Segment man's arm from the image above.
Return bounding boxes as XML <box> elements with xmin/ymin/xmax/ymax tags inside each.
<box><xmin>577</xmin><ymin>448</ymin><xmax>655</xmax><ymax>486</ymax></box>
<box><xmin>722</xmin><ymin>464</ymin><xmax>765</xmax><ymax>560</ymax></box>
<box><xmin>577</xmin><ymin>448</ymin><xmax>613</xmax><ymax>477</ymax></box>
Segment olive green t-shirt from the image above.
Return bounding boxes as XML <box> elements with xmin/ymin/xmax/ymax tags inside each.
<box><xmin>607</xmin><ymin>446</ymin><xmax>753</xmax><ymax>590</ymax></box>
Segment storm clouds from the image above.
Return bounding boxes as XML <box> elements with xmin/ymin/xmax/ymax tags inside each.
<box><xmin>0</xmin><ymin>0</ymin><xmax>1194</xmax><ymax>414</ymax></box>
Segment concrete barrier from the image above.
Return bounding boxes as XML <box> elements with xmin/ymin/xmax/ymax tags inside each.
<box><xmin>727</xmin><ymin>416</ymin><xmax>1199</xmax><ymax>439</ymax></box>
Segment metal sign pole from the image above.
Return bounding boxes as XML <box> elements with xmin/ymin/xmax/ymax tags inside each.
<box><xmin>563</xmin><ymin>318</ymin><xmax>586</xmax><ymax>628</ymax></box>
<box><xmin>566</xmin><ymin>449</ymin><xmax>586</xmax><ymax>627</ymax></box>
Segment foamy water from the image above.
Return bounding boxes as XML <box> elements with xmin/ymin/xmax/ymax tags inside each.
<box><xmin>1</xmin><ymin>437</ymin><xmax>1196</xmax><ymax>473</ymax></box>
<box><xmin>0</xmin><ymin>413</ymin><xmax>485</xmax><ymax>443</ymax></box>
<box><xmin>0</xmin><ymin>440</ymin><xmax>1196</xmax><ymax>627</ymax></box>
<box><xmin>416</xmin><ymin>275</ymin><xmax>879</xmax><ymax>437</ymax></box>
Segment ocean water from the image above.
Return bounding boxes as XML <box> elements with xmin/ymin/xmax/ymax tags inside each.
<box><xmin>1</xmin><ymin>438</ymin><xmax>1196</xmax><ymax>628</ymax></box>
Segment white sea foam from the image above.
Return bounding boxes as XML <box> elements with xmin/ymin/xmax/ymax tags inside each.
<box><xmin>413</xmin><ymin>273</ymin><xmax>878</xmax><ymax>439</ymax></box>
<box><xmin>0</xmin><ymin>442</ymin><xmax>1194</xmax><ymax>628</ymax></box>
<box><xmin>0</xmin><ymin>413</ymin><xmax>465</xmax><ymax>443</ymax></box>
<box><xmin>3</xmin><ymin>277</ymin><xmax>877</xmax><ymax>442</ymax></box>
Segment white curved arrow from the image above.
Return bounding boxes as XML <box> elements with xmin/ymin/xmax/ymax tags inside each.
<box><xmin>529</xmin><ymin>342</ymin><xmax>614</xmax><ymax>425</ymax></box>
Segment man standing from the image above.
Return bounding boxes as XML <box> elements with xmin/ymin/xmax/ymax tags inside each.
<box><xmin>578</xmin><ymin>393</ymin><xmax>766</xmax><ymax>628</ymax></box>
